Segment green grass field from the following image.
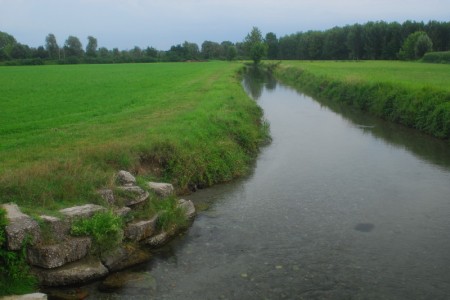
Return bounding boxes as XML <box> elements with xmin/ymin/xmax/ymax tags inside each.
<box><xmin>0</xmin><ymin>62</ymin><xmax>267</xmax><ymax>212</ymax></box>
<box><xmin>276</xmin><ymin>61</ymin><xmax>450</xmax><ymax>138</ymax></box>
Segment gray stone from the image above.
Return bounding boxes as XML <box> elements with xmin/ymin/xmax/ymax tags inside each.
<box><xmin>99</xmin><ymin>271</ymin><xmax>156</xmax><ymax>293</ymax></box>
<box><xmin>116</xmin><ymin>186</ymin><xmax>149</xmax><ymax>207</ymax></box>
<box><xmin>59</xmin><ymin>204</ymin><xmax>106</xmax><ymax>220</ymax></box>
<box><xmin>178</xmin><ymin>199</ymin><xmax>196</xmax><ymax>220</ymax></box>
<box><xmin>124</xmin><ymin>215</ymin><xmax>158</xmax><ymax>242</ymax></box>
<box><xmin>98</xmin><ymin>188</ymin><xmax>115</xmax><ymax>205</ymax></box>
<box><xmin>1</xmin><ymin>293</ymin><xmax>48</xmax><ymax>300</ymax></box>
<box><xmin>117</xmin><ymin>170</ymin><xmax>136</xmax><ymax>186</ymax></box>
<box><xmin>147</xmin><ymin>182</ymin><xmax>174</xmax><ymax>198</ymax></box>
<box><xmin>27</xmin><ymin>237</ymin><xmax>91</xmax><ymax>269</ymax></box>
<box><xmin>101</xmin><ymin>245</ymin><xmax>152</xmax><ymax>272</ymax></box>
<box><xmin>1</xmin><ymin>203</ymin><xmax>41</xmax><ymax>250</ymax></box>
<box><xmin>39</xmin><ymin>215</ymin><xmax>71</xmax><ymax>242</ymax></box>
<box><xmin>144</xmin><ymin>231</ymin><xmax>171</xmax><ymax>248</ymax></box>
<box><xmin>34</xmin><ymin>257</ymin><xmax>109</xmax><ymax>286</ymax></box>
<box><xmin>115</xmin><ymin>207</ymin><xmax>132</xmax><ymax>218</ymax></box>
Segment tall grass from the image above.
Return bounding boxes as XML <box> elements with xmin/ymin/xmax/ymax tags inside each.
<box><xmin>275</xmin><ymin>61</ymin><xmax>450</xmax><ymax>139</ymax></box>
<box><xmin>0</xmin><ymin>62</ymin><xmax>268</xmax><ymax>212</ymax></box>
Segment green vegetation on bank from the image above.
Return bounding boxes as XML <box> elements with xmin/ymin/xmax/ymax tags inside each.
<box><xmin>422</xmin><ymin>51</ymin><xmax>450</xmax><ymax>64</ymax></box>
<box><xmin>275</xmin><ymin>61</ymin><xmax>450</xmax><ymax>139</ymax></box>
<box><xmin>0</xmin><ymin>62</ymin><xmax>268</xmax><ymax>212</ymax></box>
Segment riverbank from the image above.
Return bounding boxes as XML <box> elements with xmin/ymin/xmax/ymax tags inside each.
<box><xmin>274</xmin><ymin>61</ymin><xmax>450</xmax><ymax>139</ymax></box>
<box><xmin>0</xmin><ymin>62</ymin><xmax>269</xmax><ymax>295</ymax></box>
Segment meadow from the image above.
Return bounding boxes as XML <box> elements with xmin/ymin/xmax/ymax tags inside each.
<box><xmin>275</xmin><ymin>61</ymin><xmax>450</xmax><ymax>138</ymax></box>
<box><xmin>0</xmin><ymin>62</ymin><xmax>267</xmax><ymax>212</ymax></box>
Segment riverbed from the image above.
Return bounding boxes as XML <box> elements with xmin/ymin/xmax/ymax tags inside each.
<box><xmin>87</xmin><ymin>70</ymin><xmax>450</xmax><ymax>299</ymax></box>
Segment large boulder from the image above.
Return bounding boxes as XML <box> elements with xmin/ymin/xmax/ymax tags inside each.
<box><xmin>34</xmin><ymin>257</ymin><xmax>109</xmax><ymax>286</ymax></box>
<box><xmin>115</xmin><ymin>207</ymin><xmax>132</xmax><ymax>219</ymax></box>
<box><xmin>38</xmin><ymin>215</ymin><xmax>71</xmax><ymax>243</ymax></box>
<box><xmin>117</xmin><ymin>170</ymin><xmax>136</xmax><ymax>186</ymax></box>
<box><xmin>97</xmin><ymin>188</ymin><xmax>115</xmax><ymax>205</ymax></box>
<box><xmin>178</xmin><ymin>199</ymin><xmax>196</xmax><ymax>220</ymax></box>
<box><xmin>124</xmin><ymin>215</ymin><xmax>158</xmax><ymax>242</ymax></box>
<box><xmin>116</xmin><ymin>186</ymin><xmax>149</xmax><ymax>207</ymax></box>
<box><xmin>27</xmin><ymin>237</ymin><xmax>91</xmax><ymax>269</ymax></box>
<box><xmin>143</xmin><ymin>230</ymin><xmax>174</xmax><ymax>248</ymax></box>
<box><xmin>147</xmin><ymin>182</ymin><xmax>174</xmax><ymax>198</ymax></box>
<box><xmin>101</xmin><ymin>245</ymin><xmax>152</xmax><ymax>272</ymax></box>
<box><xmin>1</xmin><ymin>203</ymin><xmax>41</xmax><ymax>250</ymax></box>
<box><xmin>59</xmin><ymin>204</ymin><xmax>106</xmax><ymax>220</ymax></box>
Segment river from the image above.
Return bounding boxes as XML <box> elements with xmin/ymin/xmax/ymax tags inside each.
<box><xmin>87</xmin><ymin>69</ymin><xmax>450</xmax><ymax>299</ymax></box>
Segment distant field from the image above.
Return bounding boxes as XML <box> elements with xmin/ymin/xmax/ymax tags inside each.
<box><xmin>0</xmin><ymin>62</ymin><xmax>265</xmax><ymax>211</ymax></box>
<box><xmin>280</xmin><ymin>60</ymin><xmax>450</xmax><ymax>92</ymax></box>
<box><xmin>276</xmin><ymin>60</ymin><xmax>450</xmax><ymax>138</ymax></box>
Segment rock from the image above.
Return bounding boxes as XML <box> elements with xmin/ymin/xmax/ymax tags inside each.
<box><xmin>101</xmin><ymin>245</ymin><xmax>152</xmax><ymax>272</ymax></box>
<box><xmin>117</xmin><ymin>170</ymin><xmax>136</xmax><ymax>186</ymax></box>
<box><xmin>0</xmin><ymin>293</ymin><xmax>48</xmax><ymax>300</ymax></box>
<box><xmin>115</xmin><ymin>207</ymin><xmax>132</xmax><ymax>218</ymax></box>
<box><xmin>59</xmin><ymin>204</ymin><xmax>106</xmax><ymax>220</ymax></box>
<box><xmin>147</xmin><ymin>182</ymin><xmax>174</xmax><ymax>198</ymax></box>
<box><xmin>1</xmin><ymin>203</ymin><xmax>41</xmax><ymax>250</ymax></box>
<box><xmin>116</xmin><ymin>186</ymin><xmax>149</xmax><ymax>207</ymax></box>
<box><xmin>124</xmin><ymin>215</ymin><xmax>158</xmax><ymax>242</ymax></box>
<box><xmin>143</xmin><ymin>231</ymin><xmax>171</xmax><ymax>248</ymax></box>
<box><xmin>27</xmin><ymin>237</ymin><xmax>91</xmax><ymax>269</ymax></box>
<box><xmin>39</xmin><ymin>215</ymin><xmax>71</xmax><ymax>242</ymax></box>
<box><xmin>41</xmin><ymin>288</ymin><xmax>88</xmax><ymax>300</ymax></box>
<box><xmin>99</xmin><ymin>271</ymin><xmax>156</xmax><ymax>293</ymax></box>
<box><xmin>34</xmin><ymin>257</ymin><xmax>109</xmax><ymax>286</ymax></box>
<box><xmin>97</xmin><ymin>189</ymin><xmax>115</xmax><ymax>205</ymax></box>
<box><xmin>178</xmin><ymin>199</ymin><xmax>196</xmax><ymax>220</ymax></box>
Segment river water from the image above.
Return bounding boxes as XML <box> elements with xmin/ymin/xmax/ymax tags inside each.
<box><xmin>88</xmin><ymin>70</ymin><xmax>450</xmax><ymax>299</ymax></box>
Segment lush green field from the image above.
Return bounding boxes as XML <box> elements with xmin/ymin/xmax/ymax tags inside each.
<box><xmin>275</xmin><ymin>61</ymin><xmax>450</xmax><ymax>138</ymax></box>
<box><xmin>0</xmin><ymin>62</ymin><xmax>267</xmax><ymax>211</ymax></box>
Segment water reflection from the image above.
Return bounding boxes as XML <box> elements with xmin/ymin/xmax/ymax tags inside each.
<box><xmin>242</xmin><ymin>66</ymin><xmax>277</xmax><ymax>100</ymax></box>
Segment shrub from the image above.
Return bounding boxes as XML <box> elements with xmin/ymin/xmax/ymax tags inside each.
<box><xmin>422</xmin><ymin>51</ymin><xmax>450</xmax><ymax>64</ymax></box>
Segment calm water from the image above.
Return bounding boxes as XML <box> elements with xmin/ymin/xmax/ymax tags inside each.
<box><xmin>88</xmin><ymin>71</ymin><xmax>450</xmax><ymax>299</ymax></box>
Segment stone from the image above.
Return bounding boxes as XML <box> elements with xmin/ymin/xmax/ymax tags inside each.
<box><xmin>98</xmin><ymin>189</ymin><xmax>115</xmax><ymax>205</ymax></box>
<box><xmin>178</xmin><ymin>199</ymin><xmax>196</xmax><ymax>220</ymax></box>
<box><xmin>124</xmin><ymin>215</ymin><xmax>158</xmax><ymax>242</ymax></box>
<box><xmin>117</xmin><ymin>170</ymin><xmax>136</xmax><ymax>186</ymax></box>
<box><xmin>41</xmin><ymin>288</ymin><xmax>88</xmax><ymax>300</ymax></box>
<box><xmin>98</xmin><ymin>271</ymin><xmax>156</xmax><ymax>293</ymax></box>
<box><xmin>27</xmin><ymin>237</ymin><xmax>91</xmax><ymax>269</ymax></box>
<box><xmin>101</xmin><ymin>245</ymin><xmax>152</xmax><ymax>272</ymax></box>
<box><xmin>59</xmin><ymin>204</ymin><xmax>106</xmax><ymax>220</ymax></box>
<box><xmin>147</xmin><ymin>182</ymin><xmax>174</xmax><ymax>198</ymax></box>
<box><xmin>116</xmin><ymin>186</ymin><xmax>149</xmax><ymax>207</ymax></box>
<box><xmin>34</xmin><ymin>257</ymin><xmax>109</xmax><ymax>286</ymax></box>
<box><xmin>1</xmin><ymin>203</ymin><xmax>41</xmax><ymax>250</ymax></box>
<box><xmin>0</xmin><ymin>293</ymin><xmax>48</xmax><ymax>300</ymax></box>
<box><xmin>39</xmin><ymin>215</ymin><xmax>71</xmax><ymax>242</ymax></box>
<box><xmin>143</xmin><ymin>231</ymin><xmax>170</xmax><ymax>248</ymax></box>
<box><xmin>115</xmin><ymin>207</ymin><xmax>132</xmax><ymax>218</ymax></box>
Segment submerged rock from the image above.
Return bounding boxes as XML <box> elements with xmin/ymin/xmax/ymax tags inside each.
<box><xmin>147</xmin><ymin>182</ymin><xmax>174</xmax><ymax>198</ymax></box>
<box><xmin>1</xmin><ymin>203</ymin><xmax>41</xmax><ymax>250</ymax></box>
<box><xmin>27</xmin><ymin>237</ymin><xmax>92</xmax><ymax>269</ymax></box>
<box><xmin>117</xmin><ymin>170</ymin><xmax>136</xmax><ymax>186</ymax></box>
<box><xmin>99</xmin><ymin>271</ymin><xmax>156</xmax><ymax>293</ymax></box>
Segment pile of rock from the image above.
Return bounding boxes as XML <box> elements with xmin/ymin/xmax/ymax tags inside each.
<box><xmin>0</xmin><ymin>170</ymin><xmax>196</xmax><ymax>287</ymax></box>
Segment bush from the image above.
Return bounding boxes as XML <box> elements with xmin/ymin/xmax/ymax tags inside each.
<box><xmin>71</xmin><ymin>210</ymin><xmax>123</xmax><ymax>254</ymax></box>
<box><xmin>422</xmin><ymin>51</ymin><xmax>450</xmax><ymax>64</ymax></box>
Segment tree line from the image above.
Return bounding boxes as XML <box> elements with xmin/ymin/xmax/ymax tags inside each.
<box><xmin>1</xmin><ymin>20</ymin><xmax>449</xmax><ymax>65</ymax></box>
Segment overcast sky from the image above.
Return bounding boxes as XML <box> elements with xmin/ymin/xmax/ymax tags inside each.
<box><xmin>1</xmin><ymin>0</ymin><xmax>449</xmax><ymax>50</ymax></box>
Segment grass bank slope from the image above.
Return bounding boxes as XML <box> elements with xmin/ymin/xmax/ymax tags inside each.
<box><xmin>0</xmin><ymin>62</ymin><xmax>267</xmax><ymax>212</ymax></box>
<box><xmin>275</xmin><ymin>61</ymin><xmax>450</xmax><ymax>139</ymax></box>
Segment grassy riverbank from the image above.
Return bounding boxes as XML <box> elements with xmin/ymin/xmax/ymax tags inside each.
<box><xmin>0</xmin><ymin>62</ymin><xmax>268</xmax><ymax>213</ymax></box>
<box><xmin>274</xmin><ymin>61</ymin><xmax>450</xmax><ymax>139</ymax></box>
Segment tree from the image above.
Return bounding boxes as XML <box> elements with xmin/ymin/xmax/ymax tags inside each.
<box><xmin>86</xmin><ymin>36</ymin><xmax>98</xmax><ymax>57</ymax></box>
<box><xmin>265</xmin><ymin>32</ymin><xmax>279</xmax><ymax>60</ymax></box>
<box><xmin>64</xmin><ymin>35</ymin><xmax>83</xmax><ymax>58</ymax></box>
<box><xmin>45</xmin><ymin>33</ymin><xmax>59</xmax><ymax>59</ymax></box>
<box><xmin>414</xmin><ymin>34</ymin><xmax>433</xmax><ymax>58</ymax></box>
<box><xmin>399</xmin><ymin>31</ymin><xmax>432</xmax><ymax>60</ymax></box>
<box><xmin>244</xmin><ymin>27</ymin><xmax>267</xmax><ymax>64</ymax></box>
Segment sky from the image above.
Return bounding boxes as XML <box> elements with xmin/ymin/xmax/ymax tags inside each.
<box><xmin>1</xmin><ymin>0</ymin><xmax>449</xmax><ymax>50</ymax></box>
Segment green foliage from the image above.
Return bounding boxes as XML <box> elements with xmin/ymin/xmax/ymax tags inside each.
<box><xmin>0</xmin><ymin>208</ymin><xmax>38</xmax><ymax>296</ymax></box>
<box><xmin>244</xmin><ymin>27</ymin><xmax>268</xmax><ymax>64</ymax></box>
<box><xmin>422</xmin><ymin>51</ymin><xmax>450</xmax><ymax>64</ymax></box>
<box><xmin>399</xmin><ymin>31</ymin><xmax>433</xmax><ymax>60</ymax></box>
<box><xmin>151</xmin><ymin>197</ymin><xmax>188</xmax><ymax>231</ymax></box>
<box><xmin>71</xmin><ymin>210</ymin><xmax>123</xmax><ymax>254</ymax></box>
<box><xmin>276</xmin><ymin>61</ymin><xmax>450</xmax><ymax>139</ymax></box>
